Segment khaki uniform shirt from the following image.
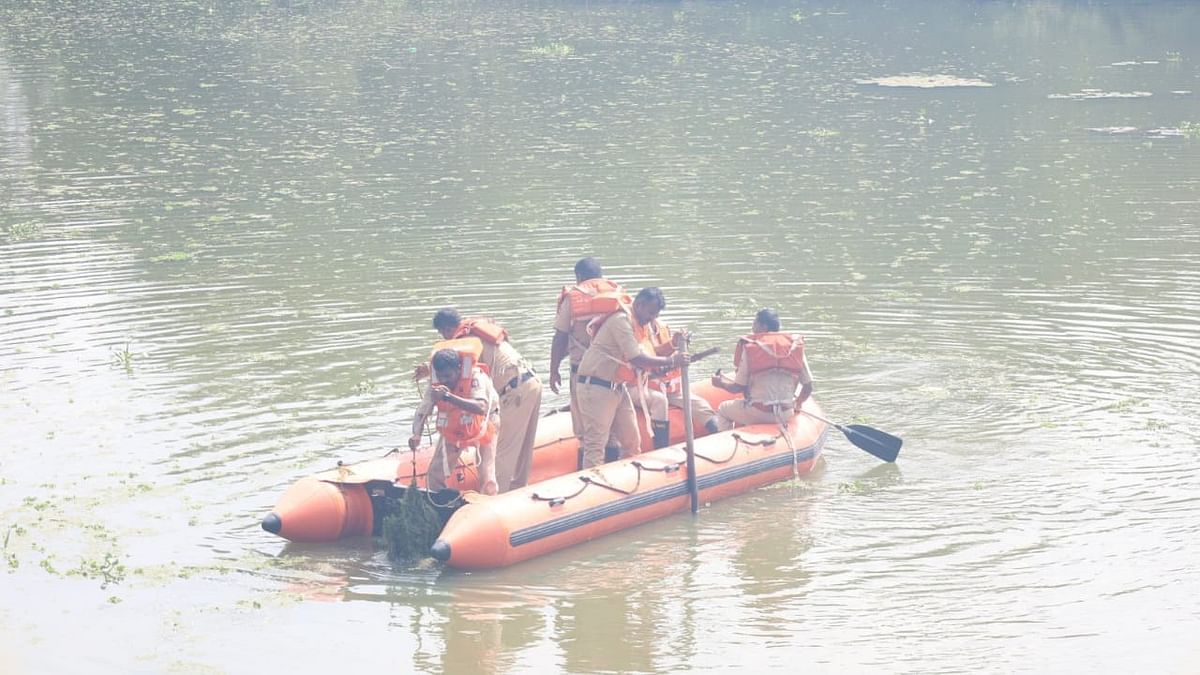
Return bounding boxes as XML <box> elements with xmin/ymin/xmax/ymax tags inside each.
<box><xmin>734</xmin><ymin>352</ymin><xmax>813</xmax><ymax>405</ymax></box>
<box><xmin>553</xmin><ymin>297</ymin><xmax>595</xmax><ymax>366</ymax></box>
<box><xmin>480</xmin><ymin>339</ymin><xmax>530</xmax><ymax>394</ymax></box>
<box><xmin>577</xmin><ymin>312</ymin><xmax>646</xmax><ymax>381</ymax></box>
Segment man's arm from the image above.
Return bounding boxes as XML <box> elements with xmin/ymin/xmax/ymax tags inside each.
<box><xmin>549</xmin><ymin>330</ymin><xmax>568</xmax><ymax>394</ymax></box>
<box><xmin>409</xmin><ymin>389</ymin><xmax>435</xmax><ymax>449</ymax></box>
<box><xmin>433</xmin><ymin>385</ymin><xmax>487</xmax><ymax>416</ymax></box>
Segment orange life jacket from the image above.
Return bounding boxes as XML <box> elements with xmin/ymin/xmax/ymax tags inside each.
<box><xmin>451</xmin><ymin>317</ymin><xmax>508</xmax><ymax>345</ymax></box>
<box><xmin>558</xmin><ymin>278</ymin><xmax>631</xmax><ymax>321</ymax></box>
<box><xmin>584</xmin><ymin>304</ymin><xmax>648</xmax><ymax>385</ymax></box>
<box><xmin>733</xmin><ymin>332</ymin><xmax>807</xmax><ymax>377</ymax></box>
<box><xmin>430</xmin><ymin>338</ymin><xmax>497</xmax><ymax>447</ymax></box>
<box><xmin>646</xmin><ymin>320</ymin><xmax>681</xmax><ymax>395</ymax></box>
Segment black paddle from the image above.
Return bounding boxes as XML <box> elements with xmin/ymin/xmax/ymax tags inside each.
<box><xmin>796</xmin><ymin>409</ymin><xmax>902</xmax><ymax>462</ymax></box>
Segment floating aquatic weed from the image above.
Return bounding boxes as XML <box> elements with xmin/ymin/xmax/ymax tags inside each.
<box><xmin>111</xmin><ymin>343</ymin><xmax>134</xmax><ymax>372</ymax></box>
<box><xmin>68</xmin><ymin>551</ymin><xmax>127</xmax><ymax>589</ymax></box>
<box><xmin>382</xmin><ymin>481</ymin><xmax>443</xmax><ymax>564</ymax></box>
<box><xmin>1047</xmin><ymin>90</ymin><xmax>1152</xmax><ymax>100</ymax></box>
<box><xmin>855</xmin><ymin>74</ymin><xmax>993</xmax><ymax>88</ymax></box>
<box><xmin>837</xmin><ymin>480</ymin><xmax>867</xmax><ymax>494</ymax></box>
<box><xmin>1106</xmin><ymin>398</ymin><xmax>1142</xmax><ymax>413</ymax></box>
<box><xmin>1086</xmin><ymin>126</ymin><xmax>1139</xmax><ymax>135</ymax></box>
<box><xmin>6</xmin><ymin>222</ymin><xmax>44</xmax><ymax>240</ymax></box>
<box><xmin>528</xmin><ymin>42</ymin><xmax>573</xmax><ymax>58</ymax></box>
<box><xmin>1181</xmin><ymin>122</ymin><xmax>1200</xmax><ymax>140</ymax></box>
<box><xmin>150</xmin><ymin>251</ymin><xmax>193</xmax><ymax>263</ymax></box>
<box><xmin>799</xmin><ymin>127</ymin><xmax>841</xmax><ymax>138</ymax></box>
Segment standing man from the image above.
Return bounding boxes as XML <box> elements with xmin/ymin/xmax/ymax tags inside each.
<box><xmin>575</xmin><ymin>287</ymin><xmax>689</xmax><ymax>468</ymax></box>
<box><xmin>711</xmin><ymin>308</ymin><xmax>813</xmax><ymax>430</ymax></box>
<box><xmin>549</xmin><ymin>257</ymin><xmax>628</xmax><ymax>437</ymax></box>
<box><xmin>415</xmin><ymin>308</ymin><xmax>541</xmax><ymax>493</ymax></box>
<box><xmin>410</xmin><ymin>343</ymin><xmax>500</xmax><ymax>495</ymax></box>
<box><xmin>643</xmin><ymin>318</ymin><xmax>719</xmax><ymax>448</ymax></box>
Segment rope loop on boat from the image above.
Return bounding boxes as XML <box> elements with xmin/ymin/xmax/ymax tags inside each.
<box><xmin>530</xmin><ymin>463</ymin><xmax>647</xmax><ymax>506</ymax></box>
<box><xmin>690</xmin><ymin>431</ymin><xmax>776</xmax><ymax>465</ymax></box>
<box><xmin>631</xmin><ymin>459</ymin><xmax>681</xmax><ymax>474</ymax></box>
<box><xmin>530</xmin><ymin>479</ymin><xmax>589</xmax><ymax>507</ymax></box>
<box><xmin>730</xmin><ymin>431</ymin><xmax>778</xmax><ymax>447</ymax></box>
<box><xmin>581</xmin><ymin>465</ymin><xmax>644</xmax><ymax>496</ymax></box>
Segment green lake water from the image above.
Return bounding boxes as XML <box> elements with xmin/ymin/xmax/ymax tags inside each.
<box><xmin>2</xmin><ymin>0</ymin><xmax>1198</xmax><ymax>672</ymax></box>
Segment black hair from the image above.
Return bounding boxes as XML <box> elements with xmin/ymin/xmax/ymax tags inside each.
<box><xmin>755</xmin><ymin>308</ymin><xmax>780</xmax><ymax>332</ymax></box>
<box><xmin>431</xmin><ymin>348</ymin><xmax>462</xmax><ymax>373</ymax></box>
<box><xmin>635</xmin><ymin>287</ymin><xmax>667</xmax><ymax>312</ymax></box>
<box><xmin>574</xmin><ymin>257</ymin><xmax>603</xmax><ymax>281</ymax></box>
<box><xmin>432</xmin><ymin>307</ymin><xmax>461</xmax><ymax>332</ymax></box>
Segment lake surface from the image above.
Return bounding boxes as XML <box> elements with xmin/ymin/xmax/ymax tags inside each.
<box><xmin>2</xmin><ymin>0</ymin><xmax>1198</xmax><ymax>672</ymax></box>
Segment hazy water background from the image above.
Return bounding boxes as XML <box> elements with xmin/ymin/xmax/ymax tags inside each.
<box><xmin>2</xmin><ymin>0</ymin><xmax>1198</xmax><ymax>672</ymax></box>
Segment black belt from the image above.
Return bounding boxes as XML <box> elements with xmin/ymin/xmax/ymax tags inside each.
<box><xmin>500</xmin><ymin>370</ymin><xmax>536</xmax><ymax>396</ymax></box>
<box><xmin>576</xmin><ymin>374</ymin><xmax>623</xmax><ymax>391</ymax></box>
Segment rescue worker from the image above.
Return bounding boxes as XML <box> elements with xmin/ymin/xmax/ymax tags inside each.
<box><xmin>711</xmin><ymin>308</ymin><xmax>813</xmax><ymax>430</ymax></box>
<box><xmin>413</xmin><ymin>308</ymin><xmax>541</xmax><ymax>493</ymax></box>
<box><xmin>642</xmin><ymin>319</ymin><xmax>719</xmax><ymax>448</ymax></box>
<box><xmin>575</xmin><ymin>287</ymin><xmax>689</xmax><ymax>468</ymax></box>
<box><xmin>548</xmin><ymin>257</ymin><xmax>629</xmax><ymax>437</ymax></box>
<box><xmin>409</xmin><ymin>343</ymin><xmax>501</xmax><ymax>495</ymax></box>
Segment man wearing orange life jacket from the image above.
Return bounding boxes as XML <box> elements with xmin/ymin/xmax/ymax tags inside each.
<box><xmin>711</xmin><ymin>308</ymin><xmax>814</xmax><ymax>430</ymax></box>
<box><xmin>409</xmin><ymin>342</ymin><xmax>501</xmax><ymax>495</ymax></box>
<box><xmin>642</xmin><ymin>319</ymin><xmax>719</xmax><ymax>448</ymax></box>
<box><xmin>549</xmin><ymin>257</ymin><xmax>630</xmax><ymax>437</ymax></box>
<box><xmin>412</xmin><ymin>308</ymin><xmax>542</xmax><ymax>493</ymax></box>
<box><xmin>575</xmin><ymin>287</ymin><xmax>690</xmax><ymax>468</ymax></box>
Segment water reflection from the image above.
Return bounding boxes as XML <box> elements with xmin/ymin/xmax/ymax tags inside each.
<box><xmin>1</xmin><ymin>0</ymin><xmax>1199</xmax><ymax>671</ymax></box>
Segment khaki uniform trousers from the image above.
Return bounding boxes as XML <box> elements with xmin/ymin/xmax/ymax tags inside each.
<box><xmin>576</xmin><ymin>381</ymin><xmax>641</xmax><ymax>468</ymax></box>
<box><xmin>568</xmin><ymin>363</ymin><xmax>581</xmax><ymax>437</ymax></box>
<box><xmin>716</xmin><ymin>400</ymin><xmax>787</xmax><ymax>431</ymax></box>
<box><xmin>425</xmin><ymin>438</ymin><xmax>497</xmax><ymax>492</ymax></box>
<box><xmin>643</xmin><ymin>387</ymin><xmax>716</xmax><ymax>426</ymax></box>
<box><xmin>495</xmin><ymin>376</ymin><xmax>542</xmax><ymax>492</ymax></box>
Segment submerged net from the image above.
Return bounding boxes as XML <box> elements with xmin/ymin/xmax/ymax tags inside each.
<box><xmin>382</xmin><ymin>480</ymin><xmax>444</xmax><ymax>563</ymax></box>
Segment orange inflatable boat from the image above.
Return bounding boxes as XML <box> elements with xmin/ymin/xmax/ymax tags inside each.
<box><xmin>262</xmin><ymin>384</ymin><xmax>831</xmax><ymax>569</ymax></box>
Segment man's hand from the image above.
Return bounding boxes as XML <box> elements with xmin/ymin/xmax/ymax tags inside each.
<box><xmin>548</xmin><ymin>369</ymin><xmax>561</xmax><ymax>394</ymax></box>
<box><xmin>670</xmin><ymin>352</ymin><xmax>690</xmax><ymax>368</ymax></box>
<box><xmin>408</xmin><ymin>435</ymin><xmax>421</xmax><ymax>451</ymax></box>
<box><xmin>711</xmin><ymin>369</ymin><xmax>729</xmax><ymax>389</ymax></box>
<box><xmin>430</xmin><ymin>384</ymin><xmax>450</xmax><ymax>402</ymax></box>
<box><xmin>412</xmin><ymin>363</ymin><xmax>430</xmax><ymax>381</ymax></box>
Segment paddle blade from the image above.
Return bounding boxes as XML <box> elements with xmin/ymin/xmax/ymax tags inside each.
<box><xmin>841</xmin><ymin>424</ymin><xmax>902</xmax><ymax>463</ymax></box>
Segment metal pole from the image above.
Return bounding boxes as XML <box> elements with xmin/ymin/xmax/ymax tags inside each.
<box><xmin>680</xmin><ymin>354</ymin><xmax>700</xmax><ymax>514</ymax></box>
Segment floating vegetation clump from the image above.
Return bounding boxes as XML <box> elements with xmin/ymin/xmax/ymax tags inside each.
<box><xmin>150</xmin><ymin>251</ymin><xmax>193</xmax><ymax>263</ymax></box>
<box><xmin>112</xmin><ymin>343</ymin><xmax>134</xmax><ymax>372</ymax></box>
<box><xmin>1047</xmin><ymin>89</ymin><xmax>1152</xmax><ymax>100</ymax></box>
<box><xmin>1181</xmin><ymin>122</ymin><xmax>1200</xmax><ymax>140</ymax></box>
<box><xmin>529</xmin><ymin>42</ymin><xmax>573</xmax><ymax>58</ymax></box>
<box><xmin>382</xmin><ymin>481</ymin><xmax>443</xmax><ymax>564</ymax></box>
<box><xmin>856</xmin><ymin>74</ymin><xmax>993</xmax><ymax>88</ymax></box>
<box><xmin>6</xmin><ymin>222</ymin><xmax>44</xmax><ymax>241</ymax></box>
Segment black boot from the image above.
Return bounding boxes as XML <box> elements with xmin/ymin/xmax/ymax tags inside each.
<box><xmin>604</xmin><ymin>445</ymin><xmax>621</xmax><ymax>463</ymax></box>
<box><xmin>704</xmin><ymin>418</ymin><xmax>720</xmax><ymax>435</ymax></box>
<box><xmin>651</xmin><ymin>420</ymin><xmax>670</xmax><ymax>449</ymax></box>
